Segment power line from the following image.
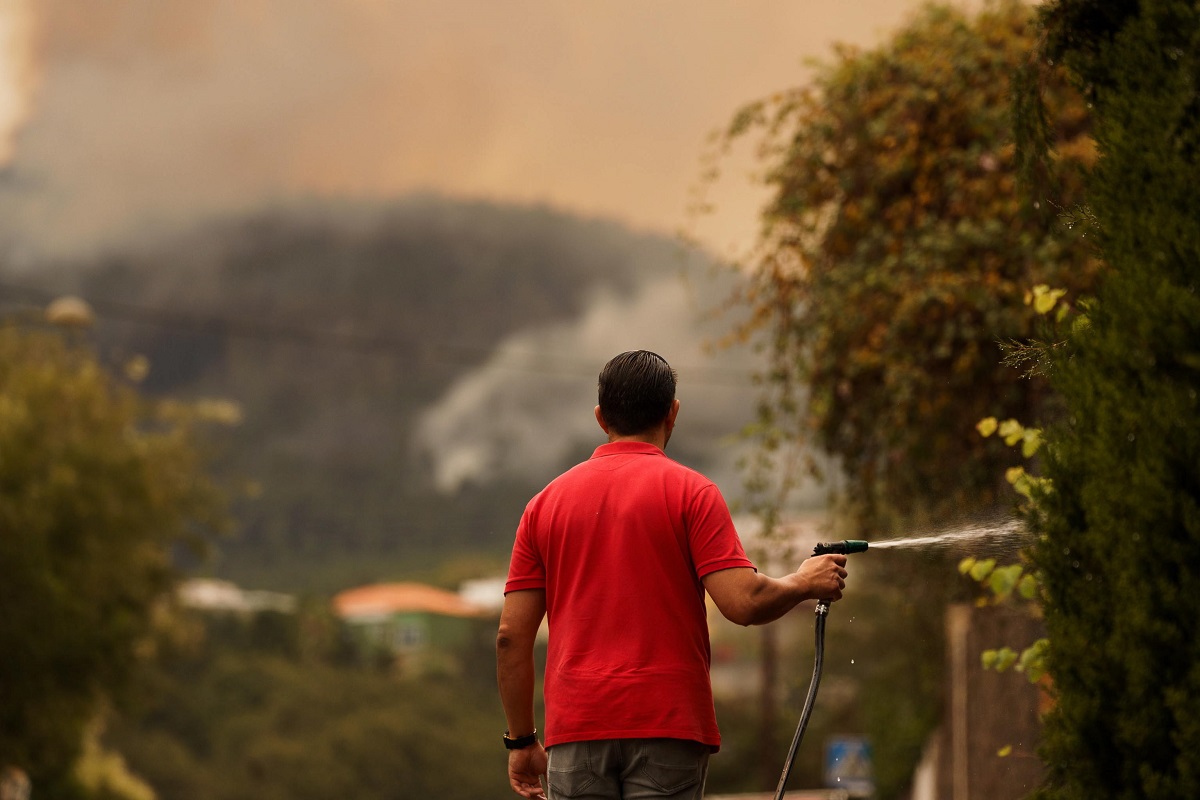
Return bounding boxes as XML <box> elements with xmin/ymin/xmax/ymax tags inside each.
<box><xmin>0</xmin><ymin>281</ymin><xmax>760</xmax><ymax>388</ymax></box>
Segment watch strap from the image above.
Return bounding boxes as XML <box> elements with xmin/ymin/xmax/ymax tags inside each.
<box><xmin>503</xmin><ymin>729</ymin><xmax>539</xmax><ymax>750</ymax></box>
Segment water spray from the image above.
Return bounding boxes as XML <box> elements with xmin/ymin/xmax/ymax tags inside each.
<box><xmin>772</xmin><ymin>540</ymin><xmax>869</xmax><ymax>800</ymax></box>
<box><xmin>770</xmin><ymin>521</ymin><xmax>1027</xmax><ymax>797</ymax></box>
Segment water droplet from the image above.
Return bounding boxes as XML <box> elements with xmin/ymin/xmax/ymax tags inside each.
<box><xmin>1073</xmin><ymin>560</ymin><xmax>1080</xmax><ymax>568</ymax></box>
<box><xmin>1086</xmin><ymin>573</ymin><xmax>1093</xmax><ymax>581</ymax></box>
<box><xmin>1063</xmin><ymin>547</ymin><xmax>1070</xmax><ymax>555</ymax></box>
<box><xmin>851</xmin><ymin>659</ymin><xmax>855</xmax><ymax>665</ymax></box>
<box><xmin>1132</xmin><ymin>533</ymin><xmax>1140</xmax><ymax>542</ymax></box>
<box><xmin>1128</xmin><ymin>433</ymin><xmax>1136</xmax><ymax>442</ymax></box>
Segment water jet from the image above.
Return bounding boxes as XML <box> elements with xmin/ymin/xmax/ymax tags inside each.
<box><xmin>773</xmin><ymin>521</ymin><xmax>1028</xmax><ymax>798</ymax></box>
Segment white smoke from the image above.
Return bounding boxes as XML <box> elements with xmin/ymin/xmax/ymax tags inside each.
<box><xmin>414</xmin><ymin>272</ymin><xmax>761</xmax><ymax>493</ymax></box>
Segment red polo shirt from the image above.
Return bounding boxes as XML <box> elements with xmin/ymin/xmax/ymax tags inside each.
<box><xmin>505</xmin><ymin>441</ymin><xmax>755</xmax><ymax>749</ymax></box>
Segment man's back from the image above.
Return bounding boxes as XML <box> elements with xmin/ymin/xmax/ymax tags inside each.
<box><xmin>496</xmin><ymin>350</ymin><xmax>848</xmax><ymax>800</ymax></box>
<box><xmin>505</xmin><ymin>441</ymin><xmax>752</xmax><ymax>748</ymax></box>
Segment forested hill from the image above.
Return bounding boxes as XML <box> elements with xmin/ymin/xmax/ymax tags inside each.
<box><xmin>4</xmin><ymin>195</ymin><xmax>744</xmax><ymax>591</ymax></box>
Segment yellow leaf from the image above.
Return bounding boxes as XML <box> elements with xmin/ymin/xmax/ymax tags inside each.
<box><xmin>976</xmin><ymin>417</ymin><xmax>998</xmax><ymax>437</ymax></box>
<box><xmin>1021</xmin><ymin>428</ymin><xmax>1043</xmax><ymax>457</ymax></box>
<box><xmin>999</xmin><ymin>418</ymin><xmax>1024</xmax><ymax>446</ymax></box>
<box><xmin>1030</xmin><ymin>284</ymin><xmax>1068</xmax><ymax>315</ymax></box>
<box><xmin>997</xmin><ymin>745</ymin><xmax>1012</xmax><ymax>757</ymax></box>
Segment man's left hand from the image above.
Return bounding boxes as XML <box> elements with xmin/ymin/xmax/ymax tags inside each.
<box><xmin>507</xmin><ymin>742</ymin><xmax>547</xmax><ymax>799</ymax></box>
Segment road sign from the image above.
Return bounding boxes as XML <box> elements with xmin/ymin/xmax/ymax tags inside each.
<box><xmin>824</xmin><ymin>735</ymin><xmax>874</xmax><ymax>797</ymax></box>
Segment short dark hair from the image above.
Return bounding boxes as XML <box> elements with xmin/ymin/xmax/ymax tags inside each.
<box><xmin>597</xmin><ymin>350</ymin><xmax>677</xmax><ymax>436</ymax></box>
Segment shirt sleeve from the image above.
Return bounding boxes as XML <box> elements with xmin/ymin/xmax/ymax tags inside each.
<box><xmin>504</xmin><ymin>502</ymin><xmax>546</xmax><ymax>593</ymax></box>
<box><xmin>687</xmin><ymin>483</ymin><xmax>756</xmax><ymax>578</ymax></box>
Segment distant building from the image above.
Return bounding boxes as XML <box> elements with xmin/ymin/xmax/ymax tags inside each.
<box><xmin>458</xmin><ymin>576</ymin><xmax>506</xmax><ymax>613</ymax></box>
<box><xmin>178</xmin><ymin>578</ymin><xmax>296</xmax><ymax>614</ymax></box>
<box><xmin>332</xmin><ymin>582</ymin><xmax>494</xmax><ymax>665</ymax></box>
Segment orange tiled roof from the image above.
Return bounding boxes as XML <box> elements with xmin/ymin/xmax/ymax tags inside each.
<box><xmin>332</xmin><ymin>582</ymin><xmax>489</xmax><ymax>619</ymax></box>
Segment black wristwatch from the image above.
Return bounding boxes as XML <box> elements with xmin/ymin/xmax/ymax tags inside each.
<box><xmin>503</xmin><ymin>729</ymin><xmax>539</xmax><ymax>750</ymax></box>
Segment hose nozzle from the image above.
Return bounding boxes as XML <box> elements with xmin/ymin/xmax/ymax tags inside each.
<box><xmin>813</xmin><ymin>540</ymin><xmax>869</xmax><ymax>556</ymax></box>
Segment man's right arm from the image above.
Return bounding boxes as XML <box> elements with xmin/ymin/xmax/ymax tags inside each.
<box><xmin>496</xmin><ymin>589</ymin><xmax>548</xmax><ymax>800</ymax></box>
<box><xmin>702</xmin><ymin>554</ymin><xmax>848</xmax><ymax>626</ymax></box>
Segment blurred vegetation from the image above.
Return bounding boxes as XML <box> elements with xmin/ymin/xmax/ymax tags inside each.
<box><xmin>698</xmin><ymin>2</ymin><xmax>1102</xmax><ymax>796</ymax></box>
<box><xmin>1019</xmin><ymin>0</ymin><xmax>1200</xmax><ymax>796</ymax></box>
<box><xmin>105</xmin><ymin>605</ymin><xmax>849</xmax><ymax>800</ymax></box>
<box><xmin>0</xmin><ymin>198</ymin><xmax>747</xmax><ymax>796</ymax></box>
<box><xmin>103</xmin><ymin>607</ymin><xmax>517</xmax><ymax>800</ymax></box>
<box><xmin>12</xmin><ymin>2</ymin><xmax>1194</xmax><ymax>795</ymax></box>
<box><xmin>0</xmin><ymin>320</ymin><xmax>227</xmax><ymax>797</ymax></box>
<box><xmin>3</xmin><ymin>196</ymin><xmax>715</xmax><ymax>592</ymax></box>
<box><xmin>702</xmin><ymin>0</ymin><xmax>1097</xmax><ymax>529</ymax></box>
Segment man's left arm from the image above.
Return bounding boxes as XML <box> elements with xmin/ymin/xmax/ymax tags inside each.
<box><xmin>496</xmin><ymin>588</ymin><xmax>547</xmax><ymax>799</ymax></box>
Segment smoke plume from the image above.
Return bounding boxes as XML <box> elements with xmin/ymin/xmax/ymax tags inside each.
<box><xmin>414</xmin><ymin>272</ymin><xmax>760</xmax><ymax>493</ymax></box>
<box><xmin>1</xmin><ymin>0</ymin><xmax>927</xmax><ymax>263</ymax></box>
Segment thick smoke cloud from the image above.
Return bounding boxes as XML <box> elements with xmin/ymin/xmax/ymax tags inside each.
<box><xmin>415</xmin><ymin>273</ymin><xmax>760</xmax><ymax>495</ymax></box>
<box><xmin>0</xmin><ymin>0</ymin><xmax>924</xmax><ymax>508</ymax></box>
<box><xmin>0</xmin><ymin>0</ymin><xmax>929</xmax><ymax>263</ymax></box>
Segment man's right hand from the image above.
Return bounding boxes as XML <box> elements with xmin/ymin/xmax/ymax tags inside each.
<box><xmin>797</xmin><ymin>553</ymin><xmax>848</xmax><ymax>602</ymax></box>
<box><xmin>507</xmin><ymin>742</ymin><xmax>547</xmax><ymax>800</ymax></box>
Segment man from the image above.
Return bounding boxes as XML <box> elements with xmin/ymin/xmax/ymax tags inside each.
<box><xmin>497</xmin><ymin>350</ymin><xmax>849</xmax><ymax>800</ymax></box>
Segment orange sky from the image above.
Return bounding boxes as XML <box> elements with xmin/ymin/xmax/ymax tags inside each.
<box><xmin>0</xmin><ymin>0</ymin><xmax>974</xmax><ymax>262</ymax></box>
<box><xmin>0</xmin><ymin>0</ymin><xmax>988</xmax><ymax>495</ymax></box>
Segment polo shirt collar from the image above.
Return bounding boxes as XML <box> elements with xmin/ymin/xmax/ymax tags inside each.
<box><xmin>591</xmin><ymin>441</ymin><xmax>665</xmax><ymax>459</ymax></box>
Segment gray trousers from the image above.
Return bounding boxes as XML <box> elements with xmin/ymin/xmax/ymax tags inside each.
<box><xmin>545</xmin><ymin>738</ymin><xmax>710</xmax><ymax>800</ymax></box>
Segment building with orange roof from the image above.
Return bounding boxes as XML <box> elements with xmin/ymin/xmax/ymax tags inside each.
<box><xmin>331</xmin><ymin>582</ymin><xmax>495</xmax><ymax>670</ymax></box>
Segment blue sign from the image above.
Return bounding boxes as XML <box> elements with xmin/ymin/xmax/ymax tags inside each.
<box><xmin>825</xmin><ymin>735</ymin><xmax>874</xmax><ymax>796</ymax></box>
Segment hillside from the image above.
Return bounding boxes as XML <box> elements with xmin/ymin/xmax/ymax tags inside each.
<box><xmin>3</xmin><ymin>195</ymin><xmax>752</xmax><ymax>591</ymax></box>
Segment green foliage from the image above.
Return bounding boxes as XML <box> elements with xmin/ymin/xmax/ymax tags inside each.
<box><xmin>706</xmin><ymin>0</ymin><xmax>1098</xmax><ymax>527</ymax></box>
<box><xmin>1021</xmin><ymin>1</ymin><xmax>1200</xmax><ymax>796</ymax></box>
<box><xmin>702</xmin><ymin>6</ymin><xmax>1096</xmax><ymax>796</ymax></box>
<box><xmin>960</xmin><ymin>554</ymin><xmax>1048</xmax><ymax>685</ymax></box>
<box><xmin>0</xmin><ymin>322</ymin><xmax>227</xmax><ymax>794</ymax></box>
<box><xmin>977</xmin><ymin>413</ymin><xmax>1053</xmax><ymax>499</ymax></box>
<box><xmin>73</xmin><ymin>725</ymin><xmax>156</xmax><ymax>800</ymax></box>
<box><xmin>105</xmin><ymin>613</ymin><xmax>509</xmax><ymax>800</ymax></box>
<box><xmin>966</xmin><ymin>411</ymin><xmax>1049</xmax><ymax>686</ymax></box>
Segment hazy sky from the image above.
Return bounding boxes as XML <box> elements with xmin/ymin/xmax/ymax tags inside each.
<box><xmin>0</xmin><ymin>0</ymin><xmax>973</xmax><ymax>500</ymax></box>
<box><xmin>0</xmin><ymin>0</ymin><xmax>959</xmax><ymax>263</ymax></box>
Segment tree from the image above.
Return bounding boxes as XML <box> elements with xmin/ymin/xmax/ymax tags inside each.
<box><xmin>103</xmin><ymin>610</ymin><xmax>509</xmax><ymax>800</ymax></box>
<box><xmin>696</xmin><ymin>4</ymin><xmax>1101</xmax><ymax>796</ymax></box>
<box><xmin>0</xmin><ymin>319</ymin><xmax>227</xmax><ymax>796</ymax></box>
<box><xmin>702</xmin><ymin>0</ymin><xmax>1097</xmax><ymax>528</ymax></box>
<box><xmin>1019</xmin><ymin>1</ymin><xmax>1200</xmax><ymax>796</ymax></box>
